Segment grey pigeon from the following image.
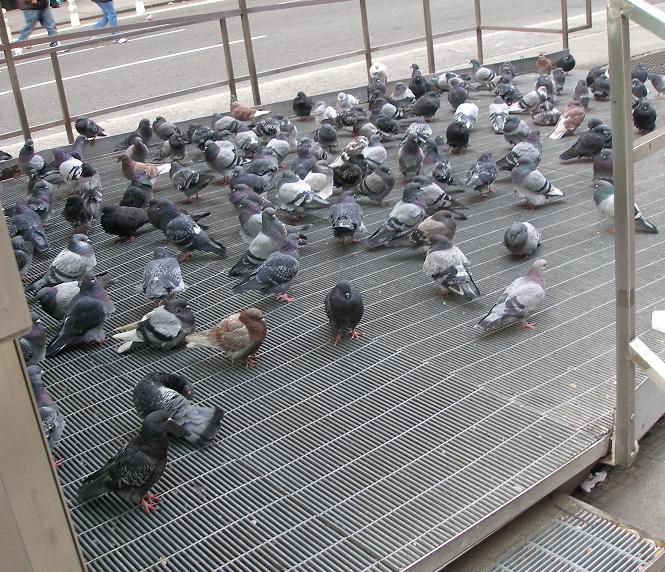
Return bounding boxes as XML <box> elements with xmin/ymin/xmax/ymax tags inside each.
<box><xmin>572</xmin><ymin>79</ymin><xmax>592</xmax><ymax>110</ymax></box>
<box><xmin>133</xmin><ymin>372</ymin><xmax>224</xmax><ymax>447</ymax></box>
<box><xmin>154</xmin><ymin>133</ymin><xmax>186</xmax><ymax>162</ymax></box>
<box><xmin>649</xmin><ymin>73</ymin><xmax>665</xmax><ymax>97</ymax></box>
<box><xmin>24</xmin><ymin>181</ymin><xmax>54</xmax><ymax>226</ymax></box>
<box><xmin>404</xmin><ymin>118</ymin><xmax>432</xmax><ymax>144</ymax></box>
<box><xmin>18</xmin><ymin>139</ymin><xmax>46</xmax><ymax>177</ymax></box>
<box><xmin>20</xmin><ymin>313</ymin><xmax>46</xmax><ymax>365</ymax></box>
<box><xmin>512</xmin><ymin>159</ymin><xmax>564</xmax><ymax>208</ymax></box>
<box><xmin>367</xmin><ymin>183</ymin><xmax>426</xmax><ymax>248</ymax></box>
<box><xmin>45</xmin><ymin>296</ymin><xmax>107</xmax><ymax>357</ymax></box>
<box><xmin>477</xmin><ymin>259</ymin><xmax>547</xmax><ymax>331</ymax></box>
<box><xmin>489</xmin><ymin>96</ymin><xmax>509</xmax><ymax>134</ymax></box>
<box><xmin>357</xmin><ymin>164</ymin><xmax>395</xmax><ymax>205</ymax></box>
<box><xmin>62</xmin><ymin>194</ymin><xmax>94</xmax><ymax>235</ymax></box>
<box><xmin>232</xmin><ymin>233</ymin><xmax>300</xmax><ymax>303</ymax></box>
<box><xmin>454</xmin><ymin>102</ymin><xmax>479</xmax><ymax>130</ymax></box>
<box><xmin>507</xmin><ymin>86</ymin><xmax>548</xmax><ymax>114</ymax></box>
<box><xmin>329</xmin><ymin>190</ymin><xmax>365</xmax><ymax>245</ymax></box>
<box><xmin>28</xmin><ymin>365</ymin><xmax>65</xmax><ymax>463</ymax></box>
<box><xmin>420</xmin><ymin>140</ymin><xmax>458</xmax><ymax>188</ymax></box>
<box><xmin>292</xmin><ymin>143</ymin><xmax>318</xmax><ymax>179</ymax></box>
<box><xmin>142</xmin><ymin>248</ymin><xmax>187</xmax><ymax>303</ymax></box>
<box><xmin>304</xmin><ymin>160</ymin><xmax>333</xmax><ymax>200</ymax></box>
<box><xmin>361</xmin><ymin>134</ymin><xmax>387</xmax><ymax>168</ymax></box>
<box><xmin>413</xmin><ymin>176</ymin><xmax>465</xmax><ymax>217</ymax></box>
<box><xmin>9</xmin><ymin>202</ymin><xmax>49</xmax><ymax>254</ymax></box>
<box><xmin>632</xmin><ymin>78</ymin><xmax>648</xmax><ymax>100</ymax></box>
<box><xmin>26</xmin><ymin>234</ymin><xmax>96</xmax><ymax>293</ymax></box>
<box><xmin>503</xmin><ymin>116</ymin><xmax>531</xmax><ymax>146</ymax></box>
<box><xmin>593</xmin><ymin>180</ymin><xmax>658</xmax><ymax>234</ymax></box>
<box><xmin>423</xmin><ymin>235</ymin><xmax>480</xmax><ymax>300</ymax></box>
<box><xmin>277</xmin><ymin>170</ymin><xmax>329</xmax><ymax>218</ymax></box>
<box><xmin>411</xmin><ymin>91</ymin><xmax>441</xmax><ymax>119</ymax></box>
<box><xmin>535</xmin><ymin>73</ymin><xmax>557</xmax><ymax>100</ymax></box>
<box><xmin>593</xmin><ymin>149</ymin><xmax>613</xmax><ymax>182</ymax></box>
<box><xmin>496</xmin><ymin>131</ymin><xmax>542</xmax><ymax>171</ymax></box>
<box><xmin>170</xmin><ymin>160</ymin><xmax>215</xmax><ymax>203</ymax></box>
<box><xmin>153</xmin><ymin>116</ymin><xmax>180</xmax><ymax>141</ymax></box>
<box><xmin>35</xmin><ymin>280</ymin><xmax>81</xmax><ymax>320</ymax></box>
<box><xmin>587</xmin><ymin>119</ymin><xmax>612</xmax><ymax>148</ymax></box>
<box><xmin>69</xmin><ymin>271</ymin><xmax>116</xmax><ymax>317</ymax></box>
<box><xmin>325</xmin><ymin>281</ymin><xmax>364</xmax><ymax>344</ymax></box>
<box><xmin>113</xmin><ymin>299</ymin><xmax>196</xmax><ymax>354</ymax></box>
<box><xmin>127</xmin><ymin>136</ymin><xmax>149</xmax><ymax>163</ymax></box>
<box><xmin>552</xmin><ymin>67</ymin><xmax>566</xmax><ymax>94</ymax></box>
<box><xmin>494</xmin><ymin>82</ymin><xmax>523</xmax><ymax>105</ymax></box>
<box><xmin>470</xmin><ymin>59</ymin><xmax>499</xmax><ymax>89</ymax></box>
<box><xmin>411</xmin><ymin>210</ymin><xmax>457</xmax><ymax>246</ymax></box>
<box><xmin>465</xmin><ymin>153</ymin><xmax>498</xmax><ymax>197</ymax></box>
<box><xmin>559</xmin><ymin>131</ymin><xmax>605</xmax><ymax>160</ymax></box>
<box><xmin>632</xmin><ymin>63</ymin><xmax>649</xmax><ymax>84</ymax></box>
<box><xmin>73</xmin><ymin>164</ymin><xmax>103</xmax><ymax>216</ymax></box>
<box><xmin>78</xmin><ymin>410</ymin><xmax>187</xmax><ymax>513</ymax></box>
<box><xmin>115</xmin><ymin>118</ymin><xmax>152</xmax><ymax>150</ymax></box>
<box><xmin>204</xmin><ymin>140</ymin><xmax>247</xmax><ymax>176</ymax></box>
<box><xmin>398</xmin><ymin>131</ymin><xmax>424</xmax><ymax>180</ymax></box>
<box><xmin>314</xmin><ymin>121</ymin><xmax>338</xmax><ymax>150</ymax></box>
<box><xmin>504</xmin><ymin>222</ymin><xmax>541</xmax><ymax>257</ymax></box>
<box><xmin>229</xmin><ymin>183</ymin><xmax>272</xmax><ymax>211</ymax></box>
<box><xmin>266</xmin><ymin>135</ymin><xmax>292</xmax><ymax>165</ymax></box>
<box><xmin>12</xmin><ymin>235</ymin><xmax>33</xmax><ymax>282</ymax></box>
<box><xmin>75</xmin><ymin>117</ymin><xmax>106</xmax><ymax>141</ymax></box>
<box><xmin>234</xmin><ymin>125</ymin><xmax>262</xmax><ymax>157</ymax></box>
<box><xmin>592</xmin><ymin>74</ymin><xmax>610</xmax><ymax>100</ymax></box>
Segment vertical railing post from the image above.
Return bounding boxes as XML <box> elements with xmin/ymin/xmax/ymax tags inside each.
<box><xmin>237</xmin><ymin>0</ymin><xmax>261</xmax><ymax>106</ymax></box>
<box><xmin>0</xmin><ymin>11</ymin><xmax>30</xmax><ymax>141</ymax></box>
<box><xmin>585</xmin><ymin>0</ymin><xmax>592</xmax><ymax>28</ymax></box>
<box><xmin>560</xmin><ymin>0</ymin><xmax>569</xmax><ymax>50</ymax></box>
<box><xmin>68</xmin><ymin>0</ymin><xmax>80</xmax><ymax>27</ymax></box>
<box><xmin>422</xmin><ymin>0</ymin><xmax>435</xmax><ymax>74</ymax></box>
<box><xmin>358</xmin><ymin>0</ymin><xmax>372</xmax><ymax>80</ymax></box>
<box><xmin>608</xmin><ymin>0</ymin><xmax>637</xmax><ymax>467</ymax></box>
<box><xmin>473</xmin><ymin>0</ymin><xmax>484</xmax><ymax>63</ymax></box>
<box><xmin>50</xmin><ymin>51</ymin><xmax>74</xmax><ymax>144</ymax></box>
<box><xmin>219</xmin><ymin>18</ymin><xmax>237</xmax><ymax>102</ymax></box>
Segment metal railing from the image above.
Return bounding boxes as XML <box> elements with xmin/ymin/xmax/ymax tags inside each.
<box><xmin>608</xmin><ymin>0</ymin><xmax>665</xmax><ymax>466</ymax></box>
<box><xmin>0</xmin><ymin>0</ymin><xmax>592</xmax><ymax>144</ymax></box>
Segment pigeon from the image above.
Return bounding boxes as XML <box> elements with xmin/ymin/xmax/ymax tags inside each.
<box><xmin>369</xmin><ymin>61</ymin><xmax>388</xmax><ymax>83</ymax></box>
<box><xmin>229</xmin><ymin>207</ymin><xmax>293</xmax><ymax>277</ymax></box>
<box><xmin>23</xmin><ymin>182</ymin><xmax>54</xmax><ymax>227</ymax></box>
<box><xmin>28</xmin><ymin>365</ymin><xmax>65</xmax><ymax>464</ymax></box>
<box><xmin>69</xmin><ymin>270</ymin><xmax>116</xmax><ymax>317</ymax></box>
<box><xmin>113</xmin><ymin>299</ymin><xmax>196</xmax><ymax>353</ymax></box>
<box><xmin>409</xmin><ymin>64</ymin><xmax>432</xmax><ymax>99</ymax></box>
<box><xmin>69</xmin><ymin>135</ymin><xmax>87</xmax><ymax>162</ymax></box>
<box><xmin>398</xmin><ymin>131</ymin><xmax>424</xmax><ymax>180</ymax></box>
<box><xmin>494</xmin><ymin>81</ymin><xmax>523</xmax><ymax>106</ymax></box>
<box><xmin>35</xmin><ymin>280</ymin><xmax>81</xmax><ymax>320</ymax></box>
<box><xmin>78</xmin><ymin>410</ymin><xmax>187</xmax><ymax>513</ymax></box>
<box><xmin>211</xmin><ymin>113</ymin><xmax>242</xmax><ymax>133</ymax></box>
<box><xmin>454</xmin><ymin>102</ymin><xmax>479</xmax><ymax>131</ymax></box>
<box><xmin>554</xmin><ymin>53</ymin><xmax>576</xmax><ymax>73</ymax></box>
<box><xmin>18</xmin><ymin>139</ymin><xmax>46</xmax><ymax>177</ymax></box>
<box><xmin>532</xmin><ymin>102</ymin><xmax>562</xmax><ymax>127</ymax></box>
<box><xmin>357</xmin><ymin>164</ymin><xmax>395</xmax><ymax>205</ymax></box>
<box><xmin>632</xmin><ymin>78</ymin><xmax>648</xmax><ymax>100</ymax></box>
<box><xmin>9</xmin><ymin>202</ymin><xmax>49</xmax><ymax>254</ymax></box>
<box><xmin>232</xmin><ymin>233</ymin><xmax>300</xmax><ymax>303</ymax></box>
<box><xmin>142</xmin><ymin>248</ymin><xmax>187</xmax><ymax>303</ymax></box>
<box><xmin>535</xmin><ymin>74</ymin><xmax>557</xmax><ymax>100</ymax></box>
<box><xmin>45</xmin><ymin>296</ymin><xmax>107</xmax><ymax>357</ymax></box>
<box><xmin>329</xmin><ymin>190</ymin><xmax>365</xmax><ymax>245</ymax></box>
<box><xmin>446</xmin><ymin>122</ymin><xmax>469</xmax><ymax>155</ymax></box>
<box><xmin>649</xmin><ymin>73</ymin><xmax>665</xmax><ymax>97</ymax></box>
<box><xmin>489</xmin><ymin>97</ymin><xmax>510</xmax><ymax>134</ymax></box>
<box><xmin>423</xmin><ymin>235</ymin><xmax>480</xmax><ymax>300</ymax></box>
<box><xmin>508</xmin><ymin>87</ymin><xmax>548</xmax><ymax>114</ymax></box>
<box><xmin>333</xmin><ymin>153</ymin><xmax>366</xmax><ymax>190</ymax></box>
<box><xmin>230</xmin><ymin>97</ymin><xmax>270</xmax><ymax>121</ymax></box>
<box><xmin>592</xmin><ymin>74</ymin><xmax>610</xmax><ymax>100</ymax></box>
<box><xmin>549</xmin><ymin>101</ymin><xmax>586</xmax><ymax>139</ymax></box>
<box><xmin>100</xmin><ymin>205</ymin><xmax>150</xmax><ymax>241</ymax></box>
<box><xmin>337</xmin><ymin>92</ymin><xmax>359</xmax><ymax>112</ymax></box>
<box><xmin>75</xmin><ymin>117</ymin><xmax>106</xmax><ymax>141</ymax></box>
<box><xmin>152</xmin><ymin>116</ymin><xmax>180</xmax><ymax>141</ymax></box>
<box><xmin>535</xmin><ymin>54</ymin><xmax>553</xmax><ymax>74</ymax></box>
<box><xmin>448</xmin><ymin>84</ymin><xmax>468</xmax><ymax>110</ymax></box>
<box><xmin>0</xmin><ymin>150</ymin><xmax>11</xmax><ymax>161</ymax></box>
<box><xmin>367</xmin><ymin>183</ymin><xmax>426</xmax><ymax>248</ymax></box>
<box><xmin>203</xmin><ymin>140</ymin><xmax>247</xmax><ymax>177</ymax></box>
<box><xmin>504</xmin><ymin>222</ymin><xmax>541</xmax><ymax>257</ymax></box>
<box><xmin>53</xmin><ymin>149</ymin><xmax>83</xmax><ymax>181</ymax></box>
<box><xmin>304</xmin><ymin>160</ymin><xmax>334</xmax><ymax>200</ymax></box>
<box><xmin>291</xmin><ymin>144</ymin><xmax>317</xmax><ymax>179</ymax></box>
<box><xmin>115</xmin><ymin>118</ymin><xmax>152</xmax><ymax>150</ymax></box>
<box><xmin>150</xmin><ymin>199</ymin><xmax>226</xmax><ymax>262</ymax></box>
<box><xmin>12</xmin><ymin>236</ymin><xmax>33</xmax><ymax>282</ymax></box>
<box><xmin>593</xmin><ymin>149</ymin><xmax>613</xmax><ymax>182</ymax></box>
<box><xmin>314</xmin><ymin>121</ymin><xmax>339</xmax><ymax>150</ymax></box>
<box><xmin>277</xmin><ymin>170</ymin><xmax>329</xmax><ymax>218</ymax></box>
<box><xmin>325</xmin><ymin>282</ymin><xmax>364</xmax><ymax>344</ymax></box>
<box><xmin>126</xmin><ymin>136</ymin><xmax>149</xmax><ymax>163</ymax></box>
<box><xmin>552</xmin><ymin>67</ymin><xmax>566</xmax><ymax>94</ymax></box>
<box><xmin>313</xmin><ymin>101</ymin><xmax>338</xmax><ymax>124</ymax></box>
<box><xmin>501</xmin><ymin>61</ymin><xmax>517</xmax><ymax>77</ymax></box>
<box><xmin>20</xmin><ymin>313</ymin><xmax>46</xmax><ymax>366</ymax></box>
<box><xmin>147</xmin><ymin>198</ymin><xmax>211</xmax><ymax>231</ymax></box>
<box><xmin>133</xmin><ymin>373</ymin><xmax>224</xmax><ymax>446</ymax></box>
<box><xmin>154</xmin><ymin>133</ymin><xmax>186</xmax><ymax>162</ymax></box>
<box><xmin>390</xmin><ymin>82</ymin><xmax>416</xmax><ymax>109</ymax></box>
<box><xmin>413</xmin><ymin>176</ymin><xmax>465</xmax><ymax>216</ymax></box>
<box><xmin>265</xmin><ymin>135</ymin><xmax>291</xmax><ymax>165</ymax></box>
<box><xmin>573</xmin><ymin>79</ymin><xmax>592</xmax><ymax>110</ymax></box>
<box><xmin>503</xmin><ymin>116</ymin><xmax>531</xmax><ymax>147</ymax></box>
<box><xmin>593</xmin><ymin>180</ymin><xmax>658</xmax><ymax>234</ymax></box>
<box><xmin>118</xmin><ymin>155</ymin><xmax>171</xmax><ymax>184</ymax></box>
<box><xmin>229</xmin><ymin>183</ymin><xmax>271</xmax><ymax>211</ymax></box>
<box><xmin>559</xmin><ymin>131</ymin><xmax>605</xmax><ymax>161</ymax></box>
<box><xmin>361</xmin><ymin>135</ymin><xmax>387</xmax><ymax>168</ymax></box>
<box><xmin>512</xmin><ymin>159</ymin><xmax>564</xmax><ymax>208</ymax></box>
<box><xmin>470</xmin><ymin>59</ymin><xmax>499</xmax><ymax>89</ymax></box>
<box><xmin>411</xmin><ymin>210</ymin><xmax>458</xmax><ymax>246</ymax></box>
<box><xmin>632</xmin><ymin>63</ymin><xmax>649</xmax><ymax>84</ymax></box>
<box><xmin>419</xmin><ymin>140</ymin><xmax>458</xmax><ymax>188</ymax></box>
<box><xmin>170</xmin><ymin>160</ymin><xmax>215</xmax><ymax>203</ymax></box>
<box><xmin>73</xmin><ymin>164</ymin><xmax>103</xmax><ymax>213</ymax></box>
<box><xmin>26</xmin><ymin>234</ymin><xmax>96</xmax><ymax>293</ymax></box>
<box><xmin>62</xmin><ymin>195</ymin><xmax>94</xmax><ymax>236</ymax></box>
<box><xmin>465</xmin><ymin>153</ymin><xmax>498</xmax><ymax>197</ymax></box>
<box><xmin>477</xmin><ymin>259</ymin><xmax>547</xmax><ymax>331</ymax></box>
<box><xmin>633</xmin><ymin>100</ymin><xmax>657</xmax><ymax>134</ymax></box>
<box><xmin>186</xmin><ymin>307</ymin><xmax>267</xmax><ymax>367</ymax></box>
<box><xmin>276</xmin><ymin>115</ymin><xmax>298</xmax><ymax>151</ymax></box>
<box><xmin>404</xmin><ymin>119</ymin><xmax>432</xmax><ymax>144</ymax></box>
<box><xmin>234</xmin><ymin>126</ymin><xmax>262</xmax><ymax>157</ymax></box>
<box><xmin>411</xmin><ymin>91</ymin><xmax>441</xmax><ymax>119</ymax></box>
<box><xmin>587</xmin><ymin>118</ymin><xmax>613</xmax><ymax>148</ymax></box>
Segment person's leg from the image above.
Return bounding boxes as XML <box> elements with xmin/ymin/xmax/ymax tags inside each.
<box><xmin>104</xmin><ymin>1</ymin><xmax>117</xmax><ymax>27</ymax></box>
<box><xmin>91</xmin><ymin>1</ymin><xmax>110</xmax><ymax>29</ymax></box>
<box><xmin>39</xmin><ymin>7</ymin><xmax>58</xmax><ymax>37</ymax></box>
<box><xmin>17</xmin><ymin>10</ymin><xmax>39</xmax><ymax>41</ymax></box>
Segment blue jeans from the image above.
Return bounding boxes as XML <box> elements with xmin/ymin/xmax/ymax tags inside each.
<box><xmin>92</xmin><ymin>1</ymin><xmax>118</xmax><ymax>30</ymax></box>
<box><xmin>18</xmin><ymin>8</ymin><xmax>57</xmax><ymax>41</ymax></box>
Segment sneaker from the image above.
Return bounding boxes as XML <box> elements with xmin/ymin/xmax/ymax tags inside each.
<box><xmin>49</xmin><ymin>41</ymin><xmax>61</xmax><ymax>48</ymax></box>
<box><xmin>112</xmin><ymin>38</ymin><xmax>127</xmax><ymax>44</ymax></box>
<box><xmin>12</xmin><ymin>47</ymin><xmax>23</xmax><ymax>56</ymax></box>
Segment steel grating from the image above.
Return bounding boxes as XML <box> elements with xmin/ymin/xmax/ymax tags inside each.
<box><xmin>4</xmin><ymin>66</ymin><xmax>665</xmax><ymax>570</ymax></box>
<box><xmin>486</xmin><ymin>500</ymin><xmax>664</xmax><ymax>572</ymax></box>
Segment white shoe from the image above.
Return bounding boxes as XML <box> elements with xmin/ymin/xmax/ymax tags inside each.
<box><xmin>13</xmin><ymin>47</ymin><xmax>23</xmax><ymax>56</ymax></box>
<box><xmin>49</xmin><ymin>41</ymin><xmax>61</xmax><ymax>48</ymax></box>
<box><xmin>112</xmin><ymin>37</ymin><xmax>127</xmax><ymax>44</ymax></box>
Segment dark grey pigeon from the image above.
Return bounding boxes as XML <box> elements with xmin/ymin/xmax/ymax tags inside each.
<box><xmin>28</xmin><ymin>365</ymin><xmax>65</xmax><ymax>463</ymax></box>
<box><xmin>133</xmin><ymin>372</ymin><xmax>224</xmax><ymax>447</ymax></box>
<box><xmin>398</xmin><ymin>131</ymin><xmax>424</xmax><ymax>180</ymax></box>
<box><xmin>12</xmin><ymin>235</ymin><xmax>33</xmax><ymax>282</ymax></box>
<box><xmin>504</xmin><ymin>222</ymin><xmax>541</xmax><ymax>257</ymax></box>
<box><xmin>62</xmin><ymin>194</ymin><xmax>94</xmax><ymax>236</ymax></box>
<box><xmin>592</xmin><ymin>74</ymin><xmax>610</xmax><ymax>100</ymax></box>
<box><xmin>26</xmin><ymin>234</ymin><xmax>96</xmax><ymax>293</ymax></box>
<box><xmin>45</xmin><ymin>296</ymin><xmax>107</xmax><ymax>357</ymax></box>
<box><xmin>632</xmin><ymin>63</ymin><xmax>649</xmax><ymax>84</ymax></box>
<box><xmin>75</xmin><ymin>117</ymin><xmax>106</xmax><ymax>140</ymax></box>
<box><xmin>367</xmin><ymin>183</ymin><xmax>426</xmax><ymax>248</ymax></box>
<box><xmin>78</xmin><ymin>410</ymin><xmax>187</xmax><ymax>513</ymax></box>
<box><xmin>20</xmin><ymin>313</ymin><xmax>46</xmax><ymax>365</ymax></box>
<box><xmin>127</xmin><ymin>136</ymin><xmax>149</xmax><ymax>163</ymax></box>
<box><xmin>120</xmin><ymin>172</ymin><xmax>154</xmax><ymax>208</ymax></box>
<box><xmin>409</xmin><ymin>64</ymin><xmax>431</xmax><ymax>99</ymax></box>
<box><xmin>24</xmin><ymin>181</ymin><xmax>54</xmax><ymax>226</ymax></box>
<box><xmin>293</xmin><ymin>91</ymin><xmax>314</xmax><ymax>118</ymax></box>
<box><xmin>586</xmin><ymin>66</ymin><xmax>605</xmax><ymax>87</ymax></box>
<box><xmin>448</xmin><ymin>84</ymin><xmax>468</xmax><ymax>110</ymax></box>
<box><xmin>559</xmin><ymin>131</ymin><xmax>605</xmax><ymax>161</ymax></box>
<box><xmin>153</xmin><ymin>116</ymin><xmax>180</xmax><ymax>141</ymax></box>
<box><xmin>325</xmin><ymin>281</ymin><xmax>364</xmax><ymax>344</ymax></box>
<box><xmin>587</xmin><ymin>119</ymin><xmax>612</xmax><ymax>148</ymax></box>
<box><xmin>142</xmin><ymin>248</ymin><xmax>186</xmax><ymax>303</ymax></box>
<box><xmin>464</xmin><ymin>153</ymin><xmax>498</xmax><ymax>197</ymax></box>
<box><xmin>411</xmin><ymin>92</ymin><xmax>441</xmax><ymax>120</ymax></box>
<box><xmin>70</xmin><ymin>270</ymin><xmax>115</xmax><ymax>317</ymax></box>
<box><xmin>632</xmin><ymin>78</ymin><xmax>648</xmax><ymax>100</ymax></box>
<box><xmin>423</xmin><ymin>235</ymin><xmax>480</xmax><ymax>300</ymax></box>
<box><xmin>552</xmin><ymin>67</ymin><xmax>566</xmax><ymax>94</ymax></box>
<box><xmin>573</xmin><ymin>79</ymin><xmax>592</xmax><ymax>110</ymax></box>
<box><xmin>101</xmin><ymin>205</ymin><xmax>150</xmax><ymax>241</ymax></box>
<box><xmin>593</xmin><ymin>149</ymin><xmax>613</xmax><ymax>182</ymax></box>
<box><xmin>232</xmin><ymin>234</ymin><xmax>300</xmax><ymax>303</ymax></box>
<box><xmin>554</xmin><ymin>53</ymin><xmax>575</xmax><ymax>73</ymax></box>
<box><xmin>420</xmin><ymin>140</ymin><xmax>459</xmax><ymax>187</ymax></box>
<box><xmin>115</xmin><ymin>118</ymin><xmax>152</xmax><ymax>150</ymax></box>
<box><xmin>503</xmin><ymin>116</ymin><xmax>531</xmax><ymax>147</ymax></box>
<box><xmin>357</xmin><ymin>164</ymin><xmax>395</xmax><ymax>205</ymax></box>
<box><xmin>329</xmin><ymin>191</ymin><xmax>365</xmax><ymax>245</ymax></box>
<box><xmin>633</xmin><ymin>100</ymin><xmax>657</xmax><ymax>134</ymax></box>
<box><xmin>170</xmin><ymin>160</ymin><xmax>215</xmax><ymax>203</ymax></box>
<box><xmin>446</xmin><ymin>122</ymin><xmax>469</xmax><ymax>155</ymax></box>
<box><xmin>113</xmin><ymin>299</ymin><xmax>196</xmax><ymax>353</ymax></box>
<box><xmin>154</xmin><ymin>133</ymin><xmax>186</xmax><ymax>162</ymax></box>
<box><xmin>9</xmin><ymin>201</ymin><xmax>49</xmax><ymax>254</ymax></box>
<box><xmin>147</xmin><ymin>198</ymin><xmax>211</xmax><ymax>232</ymax></box>
<box><xmin>292</xmin><ymin>144</ymin><xmax>318</xmax><ymax>179</ymax></box>
<box><xmin>314</xmin><ymin>121</ymin><xmax>338</xmax><ymax>151</ymax></box>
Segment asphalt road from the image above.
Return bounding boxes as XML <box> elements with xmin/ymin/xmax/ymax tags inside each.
<box><xmin>1</xmin><ymin>0</ymin><xmax>604</xmax><ymax>136</ymax></box>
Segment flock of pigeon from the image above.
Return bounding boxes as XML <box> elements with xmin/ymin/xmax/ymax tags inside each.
<box><xmin>5</xmin><ymin>50</ymin><xmax>662</xmax><ymax>516</ymax></box>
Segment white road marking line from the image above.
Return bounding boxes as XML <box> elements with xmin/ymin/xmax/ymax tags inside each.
<box><xmin>0</xmin><ymin>35</ymin><xmax>265</xmax><ymax>97</ymax></box>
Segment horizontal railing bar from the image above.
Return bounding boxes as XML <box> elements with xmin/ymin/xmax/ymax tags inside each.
<box><xmin>0</xmin><ymin>119</ymin><xmax>64</xmax><ymax>140</ymax></box>
<box><xmin>632</xmin><ymin>126</ymin><xmax>665</xmax><ymax>163</ymax></box>
<box><xmin>246</xmin><ymin>0</ymin><xmax>352</xmax><ymax>14</ymax></box>
<box><xmin>370</xmin><ymin>26</ymin><xmax>476</xmax><ymax>54</ymax></box>
<box><xmin>479</xmin><ymin>25</ymin><xmax>562</xmax><ymax>34</ymax></box>
<box><xmin>622</xmin><ymin>0</ymin><xmax>665</xmax><ymax>41</ymax></box>
<box><xmin>255</xmin><ymin>50</ymin><xmax>367</xmax><ymax>79</ymax></box>
<box><xmin>568</xmin><ymin>23</ymin><xmax>593</xmax><ymax>32</ymax></box>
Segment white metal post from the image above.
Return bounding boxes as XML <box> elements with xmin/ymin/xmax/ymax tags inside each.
<box><xmin>1</xmin><ymin>8</ymin><xmax>11</xmax><ymax>41</ymax></box>
<box><xmin>135</xmin><ymin>0</ymin><xmax>146</xmax><ymax>16</ymax></box>
<box><xmin>69</xmin><ymin>0</ymin><xmax>80</xmax><ymax>27</ymax></box>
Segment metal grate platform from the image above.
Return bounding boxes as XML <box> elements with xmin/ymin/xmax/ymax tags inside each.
<box><xmin>4</xmin><ymin>67</ymin><xmax>665</xmax><ymax>571</ymax></box>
